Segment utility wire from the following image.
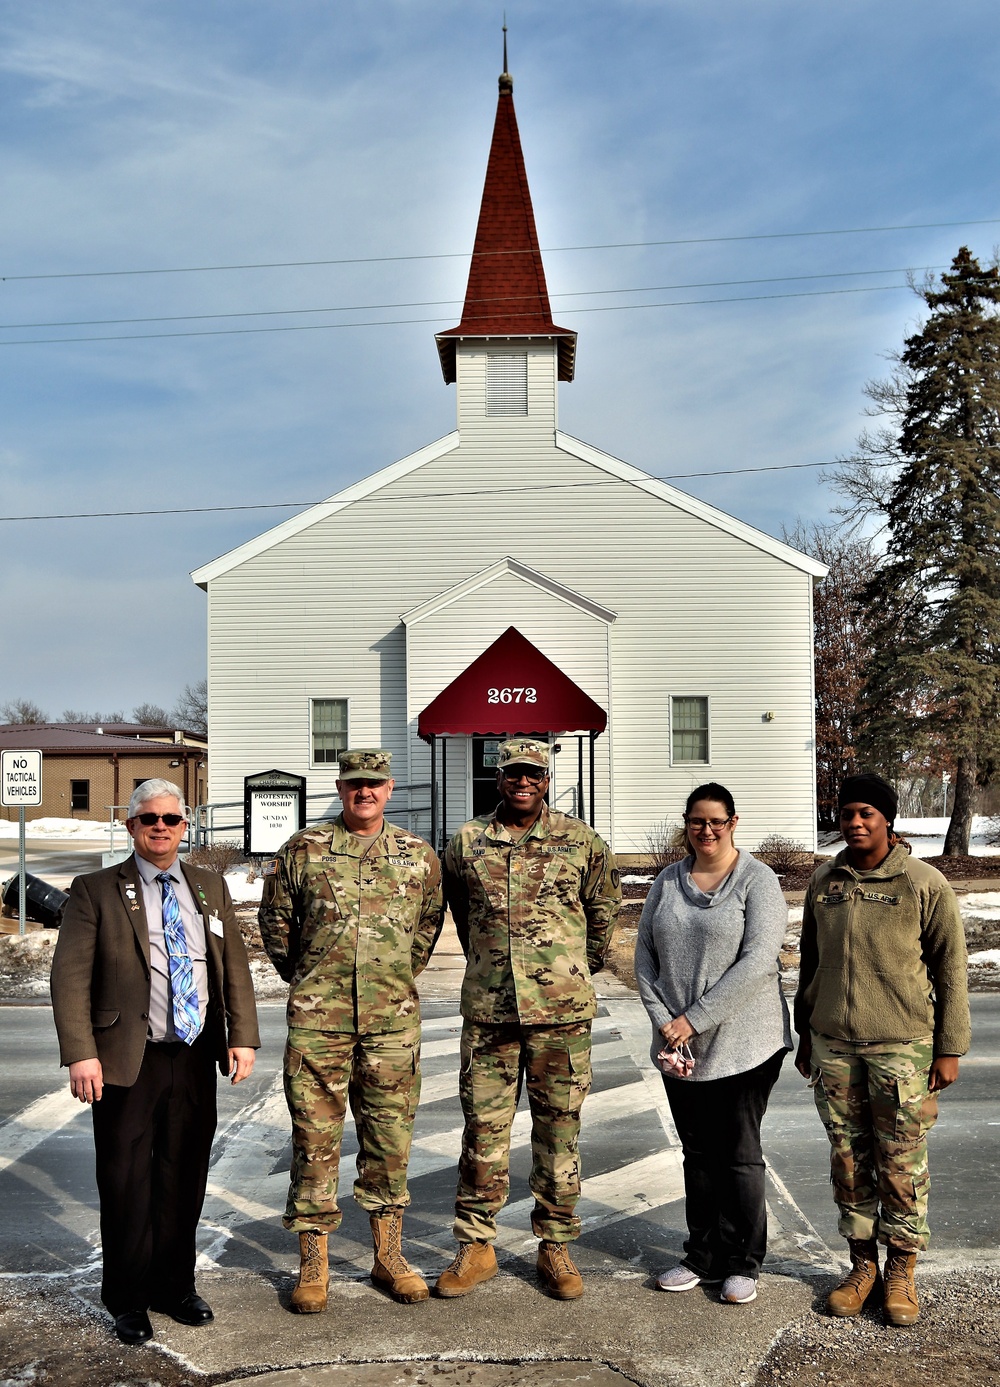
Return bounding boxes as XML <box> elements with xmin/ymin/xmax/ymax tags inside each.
<box><xmin>0</xmin><ymin>265</ymin><xmax>943</xmax><ymax>332</ymax></box>
<box><xmin>0</xmin><ymin>457</ymin><xmax>892</xmax><ymax>522</ymax></box>
<box><xmin>1</xmin><ymin>217</ymin><xmax>996</xmax><ymax>282</ymax></box>
<box><xmin>0</xmin><ymin>280</ymin><xmax>917</xmax><ymax>346</ymax></box>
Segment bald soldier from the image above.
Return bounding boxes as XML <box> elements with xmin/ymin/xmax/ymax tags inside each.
<box><xmin>259</xmin><ymin>749</ymin><xmax>444</xmax><ymax>1309</ymax></box>
<box><xmin>435</xmin><ymin>738</ymin><xmax>621</xmax><ymax>1301</ymax></box>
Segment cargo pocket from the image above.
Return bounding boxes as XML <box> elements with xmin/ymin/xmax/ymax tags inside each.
<box><xmin>893</xmin><ymin>1068</ymin><xmax>938</xmax><ymax>1145</ymax></box>
<box><xmin>284</xmin><ymin>1043</ymin><xmax>304</xmax><ymax>1079</ymax></box>
<box><xmin>810</xmin><ymin>1068</ymin><xmax>833</xmax><ymax>1130</ymax></box>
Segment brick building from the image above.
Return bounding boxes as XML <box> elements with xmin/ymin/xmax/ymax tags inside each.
<box><xmin>0</xmin><ymin>724</ymin><xmax>207</xmax><ymax>824</ymax></box>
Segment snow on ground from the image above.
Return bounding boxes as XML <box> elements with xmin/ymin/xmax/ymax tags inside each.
<box><xmin>225</xmin><ymin>869</ymin><xmax>263</xmax><ymax>902</ymax></box>
<box><xmin>0</xmin><ymin>816</ymin><xmax>125</xmax><ymax>839</ymax></box>
<box><xmin>815</xmin><ymin>816</ymin><xmax>1000</xmax><ymax>858</ymax></box>
<box><xmin>962</xmin><ymin>893</ymin><xmax>1000</xmax><ymax>919</ymax></box>
<box><xmin>892</xmin><ymin>815</ymin><xmax>1000</xmax><ymax>858</ymax></box>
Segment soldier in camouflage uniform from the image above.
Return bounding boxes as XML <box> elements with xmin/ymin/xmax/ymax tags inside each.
<box><xmin>434</xmin><ymin>738</ymin><xmax>621</xmax><ymax>1301</ymax></box>
<box><xmin>794</xmin><ymin>773</ymin><xmax>970</xmax><ymax>1326</ymax></box>
<box><xmin>259</xmin><ymin>749</ymin><xmax>443</xmax><ymax>1310</ymax></box>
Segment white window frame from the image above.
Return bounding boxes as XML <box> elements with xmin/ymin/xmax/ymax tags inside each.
<box><xmin>486</xmin><ymin>351</ymin><xmax>528</xmax><ymax>416</ymax></box>
<box><xmin>310</xmin><ymin>697</ymin><xmax>350</xmax><ymax>769</ymax></box>
<box><xmin>669</xmin><ymin>695</ymin><xmax>711</xmax><ymax>766</ymax></box>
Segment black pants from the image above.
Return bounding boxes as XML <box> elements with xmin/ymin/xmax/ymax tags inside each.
<box><xmin>662</xmin><ymin>1048</ymin><xmax>785</xmax><ymax>1280</ymax></box>
<box><xmin>92</xmin><ymin>1036</ymin><xmax>217</xmax><ymax>1314</ymax></box>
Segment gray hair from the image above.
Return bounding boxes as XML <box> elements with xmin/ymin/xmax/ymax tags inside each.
<box><xmin>128</xmin><ymin>779</ymin><xmax>189</xmax><ymax>820</ymax></box>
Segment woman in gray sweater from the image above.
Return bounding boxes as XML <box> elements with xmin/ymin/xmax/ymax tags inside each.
<box><xmin>634</xmin><ymin>783</ymin><xmax>791</xmax><ymax>1305</ymax></box>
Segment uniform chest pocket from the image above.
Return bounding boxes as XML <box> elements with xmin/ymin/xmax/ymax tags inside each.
<box><xmin>300</xmin><ymin>867</ymin><xmax>349</xmax><ymax>921</ymax></box>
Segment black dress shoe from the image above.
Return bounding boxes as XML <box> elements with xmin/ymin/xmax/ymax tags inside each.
<box><xmin>149</xmin><ymin>1291</ymin><xmax>214</xmax><ymax>1325</ymax></box>
<box><xmin>113</xmin><ymin>1310</ymin><xmax>153</xmax><ymax>1345</ymax></box>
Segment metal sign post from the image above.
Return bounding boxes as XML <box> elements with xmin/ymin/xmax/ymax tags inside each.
<box><xmin>1</xmin><ymin>749</ymin><xmax>43</xmax><ymax>936</ymax></box>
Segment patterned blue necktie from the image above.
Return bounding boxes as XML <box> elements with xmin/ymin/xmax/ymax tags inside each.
<box><xmin>156</xmin><ymin>872</ymin><xmax>202</xmax><ymax>1045</ymax></box>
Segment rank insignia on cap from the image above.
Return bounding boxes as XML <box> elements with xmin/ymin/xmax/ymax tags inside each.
<box><xmin>338</xmin><ymin>748</ymin><xmax>393</xmax><ymax>782</ymax></box>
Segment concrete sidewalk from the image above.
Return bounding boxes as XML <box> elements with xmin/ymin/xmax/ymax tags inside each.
<box><xmin>74</xmin><ymin>1265</ymin><xmax>816</xmax><ymax>1387</ymax></box>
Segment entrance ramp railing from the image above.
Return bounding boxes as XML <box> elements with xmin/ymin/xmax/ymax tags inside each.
<box><xmin>190</xmin><ymin>783</ymin><xmax>435</xmax><ymax>850</ymax></box>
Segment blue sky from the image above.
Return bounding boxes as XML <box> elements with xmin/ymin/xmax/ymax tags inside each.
<box><xmin>3</xmin><ymin>0</ymin><xmax>1000</xmax><ymax>717</ymax></box>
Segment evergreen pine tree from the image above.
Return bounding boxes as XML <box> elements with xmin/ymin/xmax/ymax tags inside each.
<box><xmin>837</xmin><ymin>248</ymin><xmax>1000</xmax><ymax>853</ymax></box>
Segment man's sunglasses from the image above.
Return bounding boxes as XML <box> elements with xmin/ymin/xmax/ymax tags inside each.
<box><xmin>500</xmin><ymin>766</ymin><xmax>547</xmax><ymax>783</ymax></box>
<box><xmin>134</xmin><ymin>812</ymin><xmax>185</xmax><ymax>827</ymax></box>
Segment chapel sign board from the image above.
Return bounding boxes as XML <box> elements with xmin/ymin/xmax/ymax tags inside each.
<box><xmin>244</xmin><ymin>769</ymin><xmax>306</xmax><ymax>855</ymax></box>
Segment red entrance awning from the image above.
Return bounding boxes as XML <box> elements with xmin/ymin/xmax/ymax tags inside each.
<box><xmin>418</xmin><ymin>627</ymin><xmax>607</xmax><ymax>739</ymax></box>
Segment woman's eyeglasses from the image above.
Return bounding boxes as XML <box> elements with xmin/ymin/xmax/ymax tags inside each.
<box><xmin>134</xmin><ymin>813</ymin><xmax>185</xmax><ymax>827</ymax></box>
<box><xmin>683</xmin><ymin>816</ymin><xmax>732</xmax><ymax>830</ymax></box>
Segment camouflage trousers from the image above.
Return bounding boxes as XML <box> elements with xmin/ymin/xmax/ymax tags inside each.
<box><xmin>809</xmin><ymin>1030</ymin><xmax>938</xmax><ymax>1251</ymax></box>
<box><xmin>282</xmin><ymin>1023</ymin><xmax>421</xmax><ymax>1233</ymax></box>
<box><xmin>454</xmin><ymin>1019</ymin><xmax>592</xmax><ymax>1245</ymax></box>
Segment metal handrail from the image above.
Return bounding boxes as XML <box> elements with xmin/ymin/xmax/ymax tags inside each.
<box><xmin>191</xmin><ymin>783</ymin><xmax>434</xmax><ymax>848</ymax></box>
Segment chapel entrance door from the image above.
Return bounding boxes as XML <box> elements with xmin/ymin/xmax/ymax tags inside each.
<box><xmin>470</xmin><ymin>737</ymin><xmax>503</xmax><ymax>819</ymax></box>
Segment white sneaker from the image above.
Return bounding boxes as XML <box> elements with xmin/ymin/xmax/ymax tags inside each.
<box><xmin>656</xmin><ymin>1265</ymin><xmax>707</xmax><ymax>1292</ymax></box>
<box><xmin>720</xmin><ymin>1274</ymin><xmax>758</xmax><ymax>1303</ymax></box>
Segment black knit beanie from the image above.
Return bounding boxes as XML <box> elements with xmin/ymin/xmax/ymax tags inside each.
<box><xmin>837</xmin><ymin>773</ymin><xmax>897</xmax><ymax>824</ymax></box>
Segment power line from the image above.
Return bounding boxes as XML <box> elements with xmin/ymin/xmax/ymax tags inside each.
<box><xmin>0</xmin><ymin>280</ymin><xmax>917</xmax><ymax>347</ymax></box>
<box><xmin>2</xmin><ymin>218</ymin><xmax>996</xmax><ymax>283</ymax></box>
<box><xmin>0</xmin><ymin>457</ymin><xmax>890</xmax><ymax>522</ymax></box>
<box><xmin>0</xmin><ymin>265</ymin><xmax>943</xmax><ymax>332</ymax></box>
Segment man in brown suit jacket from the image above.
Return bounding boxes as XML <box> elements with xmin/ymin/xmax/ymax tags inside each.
<box><xmin>51</xmin><ymin>778</ymin><xmax>259</xmax><ymax>1346</ymax></box>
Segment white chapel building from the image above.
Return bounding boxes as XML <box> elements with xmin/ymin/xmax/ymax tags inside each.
<box><xmin>192</xmin><ymin>62</ymin><xmax>826</xmax><ymax>856</ymax></box>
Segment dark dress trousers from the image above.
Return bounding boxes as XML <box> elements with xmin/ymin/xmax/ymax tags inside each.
<box><xmin>50</xmin><ymin>855</ymin><xmax>260</xmax><ymax>1314</ymax></box>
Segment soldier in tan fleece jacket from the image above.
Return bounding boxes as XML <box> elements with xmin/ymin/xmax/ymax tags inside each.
<box><xmin>795</xmin><ymin>773</ymin><xmax>970</xmax><ymax>1328</ymax></box>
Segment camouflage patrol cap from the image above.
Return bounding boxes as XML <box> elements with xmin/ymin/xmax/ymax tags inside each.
<box><xmin>496</xmin><ymin>737</ymin><xmax>550</xmax><ymax>772</ymax></box>
<box><xmin>337</xmin><ymin>748</ymin><xmax>393</xmax><ymax>782</ymax></box>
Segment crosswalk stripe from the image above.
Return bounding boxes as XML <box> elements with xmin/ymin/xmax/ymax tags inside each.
<box><xmin>406</xmin><ymin>1078</ymin><xmax>653</xmax><ymax>1179</ymax></box>
<box><xmin>0</xmin><ymin>1087</ymin><xmax>85</xmax><ymax>1175</ymax></box>
<box><xmin>419</xmin><ymin>1148</ymin><xmax>687</xmax><ymax>1255</ymax></box>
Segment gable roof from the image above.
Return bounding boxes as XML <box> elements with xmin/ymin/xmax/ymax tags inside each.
<box><xmin>435</xmin><ymin>69</ymin><xmax>576</xmax><ymax>384</ymax></box>
<box><xmin>191</xmin><ymin>430</ymin><xmax>826</xmax><ymax>587</ymax></box>
<box><xmin>190</xmin><ymin>432</ymin><xmax>460</xmax><ymax>588</ymax></box>
<box><xmin>554</xmin><ymin>433</ymin><xmax>829</xmax><ymax>578</ymax></box>
<box><xmin>401</xmin><ymin>556</ymin><xmax>617</xmax><ymax>627</ymax></box>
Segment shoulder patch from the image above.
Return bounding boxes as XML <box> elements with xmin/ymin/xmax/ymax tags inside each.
<box><xmin>262</xmin><ymin>858</ymin><xmax>279</xmax><ymax>876</ymax></box>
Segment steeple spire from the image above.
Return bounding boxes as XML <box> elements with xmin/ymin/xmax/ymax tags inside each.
<box><xmin>435</xmin><ymin>53</ymin><xmax>576</xmax><ymax>384</ymax></box>
<box><xmin>500</xmin><ymin>18</ymin><xmax>511</xmax><ymax>94</ymax></box>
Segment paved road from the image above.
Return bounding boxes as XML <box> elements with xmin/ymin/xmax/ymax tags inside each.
<box><xmin>2</xmin><ymin>996</ymin><xmax>997</xmax><ymax>1282</ymax></box>
<box><xmin>0</xmin><ymin>837</ymin><xmax>115</xmax><ymax>894</ymax></box>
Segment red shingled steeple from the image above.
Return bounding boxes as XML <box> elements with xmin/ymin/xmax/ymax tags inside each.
<box><xmin>436</xmin><ymin>64</ymin><xmax>576</xmax><ymax>384</ymax></box>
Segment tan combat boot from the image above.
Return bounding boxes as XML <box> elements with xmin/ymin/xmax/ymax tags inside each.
<box><xmin>433</xmin><ymin>1240</ymin><xmax>498</xmax><ymax>1297</ymax></box>
<box><xmin>369</xmin><ymin>1208</ymin><xmax>429</xmax><ymax>1304</ymax></box>
<box><xmin>883</xmin><ymin>1244</ymin><xmax>920</xmax><ymax>1326</ymax></box>
<box><xmin>289</xmin><ymin>1229</ymin><xmax>328</xmax><ymax>1313</ymax></box>
<box><xmin>536</xmin><ymin>1240</ymin><xmax>584</xmax><ymax>1300</ymax></box>
<box><xmin>826</xmin><ymin>1238</ymin><xmax>880</xmax><ymax>1317</ymax></box>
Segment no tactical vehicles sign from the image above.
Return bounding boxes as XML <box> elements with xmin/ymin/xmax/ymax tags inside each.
<box><xmin>1</xmin><ymin>750</ymin><xmax>43</xmax><ymax>806</ymax></box>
